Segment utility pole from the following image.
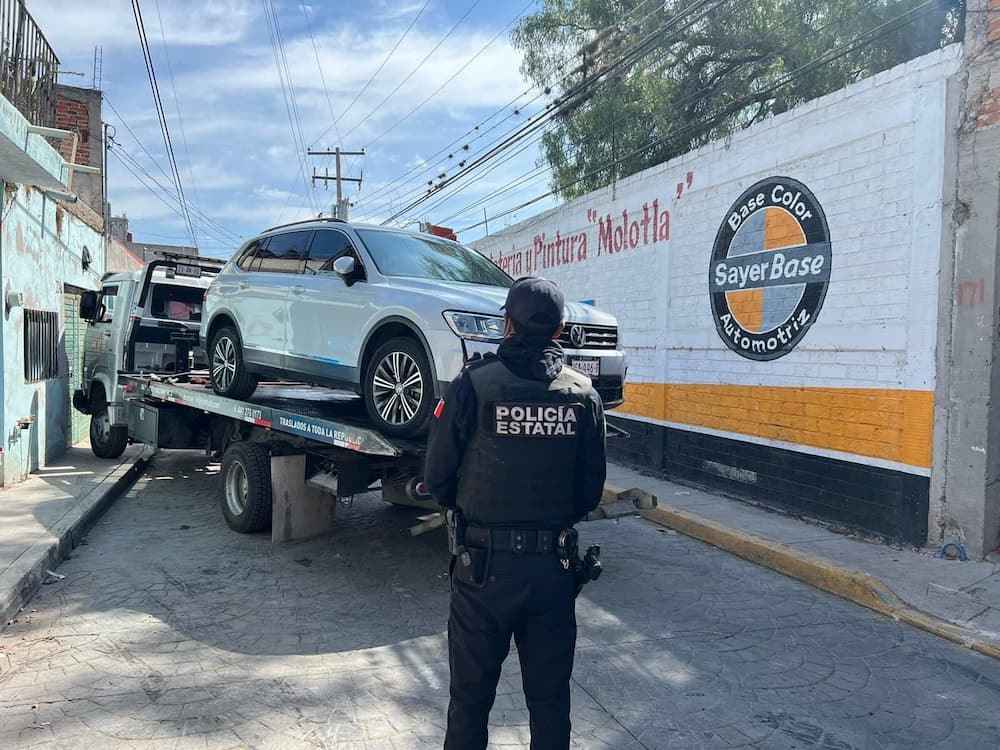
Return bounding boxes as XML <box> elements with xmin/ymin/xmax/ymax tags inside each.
<box><xmin>307</xmin><ymin>146</ymin><xmax>364</xmax><ymax>220</ymax></box>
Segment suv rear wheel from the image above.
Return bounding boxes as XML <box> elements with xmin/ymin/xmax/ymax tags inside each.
<box><xmin>364</xmin><ymin>337</ymin><xmax>433</xmax><ymax>438</ymax></box>
<box><xmin>210</xmin><ymin>325</ymin><xmax>258</xmax><ymax>400</ymax></box>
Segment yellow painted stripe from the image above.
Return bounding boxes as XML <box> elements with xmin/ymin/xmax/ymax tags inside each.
<box><xmin>618</xmin><ymin>383</ymin><xmax>934</xmax><ymax>469</ymax></box>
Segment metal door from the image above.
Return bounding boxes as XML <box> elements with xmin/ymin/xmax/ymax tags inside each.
<box><xmin>63</xmin><ymin>289</ymin><xmax>89</xmax><ymax>446</ymax></box>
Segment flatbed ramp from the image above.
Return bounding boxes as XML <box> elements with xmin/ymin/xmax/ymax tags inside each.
<box><xmin>133</xmin><ymin>379</ymin><xmax>414</xmax><ymax>457</ymax></box>
<box><xmin>121</xmin><ymin>375</ymin><xmax>432</xmax><ymax>541</ymax></box>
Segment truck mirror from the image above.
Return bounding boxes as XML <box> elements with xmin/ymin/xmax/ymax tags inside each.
<box><xmin>80</xmin><ymin>290</ymin><xmax>99</xmax><ymax>321</ymax></box>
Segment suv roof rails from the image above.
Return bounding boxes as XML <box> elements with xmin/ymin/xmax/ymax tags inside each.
<box><xmin>263</xmin><ymin>216</ymin><xmax>346</xmax><ymax>233</ymax></box>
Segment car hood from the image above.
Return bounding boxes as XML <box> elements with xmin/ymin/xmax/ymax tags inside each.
<box><xmin>384</xmin><ymin>277</ymin><xmax>618</xmax><ymax>326</ymax></box>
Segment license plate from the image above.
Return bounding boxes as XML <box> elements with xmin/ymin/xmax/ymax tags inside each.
<box><xmin>175</xmin><ymin>263</ymin><xmax>202</xmax><ymax>278</ymax></box>
<box><xmin>570</xmin><ymin>357</ymin><xmax>600</xmax><ymax>377</ymax></box>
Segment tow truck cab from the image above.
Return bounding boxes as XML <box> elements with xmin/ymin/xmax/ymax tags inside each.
<box><xmin>72</xmin><ymin>256</ymin><xmax>224</xmax><ymax>458</ymax></box>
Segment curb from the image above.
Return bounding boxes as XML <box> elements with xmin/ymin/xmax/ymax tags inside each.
<box><xmin>642</xmin><ymin>504</ymin><xmax>1000</xmax><ymax>661</ymax></box>
<box><xmin>0</xmin><ymin>451</ymin><xmax>152</xmax><ymax>632</ymax></box>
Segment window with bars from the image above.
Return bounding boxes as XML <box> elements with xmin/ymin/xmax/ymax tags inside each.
<box><xmin>24</xmin><ymin>309</ymin><xmax>59</xmax><ymax>382</ymax></box>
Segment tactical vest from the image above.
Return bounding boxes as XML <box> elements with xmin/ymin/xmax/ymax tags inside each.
<box><xmin>456</xmin><ymin>357</ymin><xmax>592</xmax><ymax>528</ymax></box>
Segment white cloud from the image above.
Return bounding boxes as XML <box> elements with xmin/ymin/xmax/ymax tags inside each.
<box><xmin>26</xmin><ymin>0</ymin><xmax>256</xmax><ymax>56</ymax></box>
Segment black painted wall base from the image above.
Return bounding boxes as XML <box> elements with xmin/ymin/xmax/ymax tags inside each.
<box><xmin>608</xmin><ymin>416</ymin><xmax>929</xmax><ymax>546</ymax></box>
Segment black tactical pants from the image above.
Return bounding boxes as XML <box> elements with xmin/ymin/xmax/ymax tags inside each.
<box><xmin>444</xmin><ymin>548</ymin><xmax>577</xmax><ymax>750</ymax></box>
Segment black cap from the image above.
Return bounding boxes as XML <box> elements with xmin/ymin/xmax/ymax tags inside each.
<box><xmin>502</xmin><ymin>276</ymin><xmax>565</xmax><ymax>335</ymax></box>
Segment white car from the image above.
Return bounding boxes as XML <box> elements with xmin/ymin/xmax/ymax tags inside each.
<box><xmin>200</xmin><ymin>218</ymin><xmax>626</xmax><ymax>438</ymax></box>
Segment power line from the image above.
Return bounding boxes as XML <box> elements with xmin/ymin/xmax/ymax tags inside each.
<box><xmin>153</xmin><ymin>0</ymin><xmax>200</xmax><ymax>248</ymax></box>
<box><xmin>359</xmin><ymin>0</ymin><xmax>664</xmax><ymax>211</ymax></box>
<box><xmin>300</xmin><ymin>1</ymin><xmax>342</xmax><ymax>146</ymax></box>
<box><xmin>312</xmin><ymin>0</ymin><xmax>431</xmax><ymax>147</ymax></box>
<box><xmin>262</xmin><ymin>0</ymin><xmax>317</xmax><ymax>215</ymax></box>
<box><xmin>382</xmin><ymin>0</ymin><xmax>726</xmax><ymax>223</ymax></box>
<box><xmin>131</xmin><ymin>0</ymin><xmax>196</xmax><ymax>247</ymax></box>
<box><xmin>339</xmin><ymin>0</ymin><xmax>485</xmax><ymax>143</ymax></box>
<box><xmin>436</xmin><ymin>0</ymin><xmax>931</xmax><ymax>229</ymax></box>
<box><xmin>102</xmin><ymin>99</ymin><xmax>243</xmax><ymax>243</ymax></box>
<box><xmin>453</xmin><ymin>0</ymin><xmax>945</xmax><ymax>234</ymax></box>
<box><xmin>108</xmin><ymin>138</ymin><xmax>243</xmax><ymax>244</ymax></box>
<box><xmin>363</xmin><ymin>0</ymin><xmax>538</xmax><ymax>150</ymax></box>
<box><xmin>108</xmin><ymin>147</ymin><xmax>240</xmax><ymax>249</ymax></box>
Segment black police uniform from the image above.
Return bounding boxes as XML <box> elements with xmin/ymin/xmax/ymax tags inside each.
<box><xmin>425</xmin><ymin>332</ymin><xmax>607</xmax><ymax>750</ymax></box>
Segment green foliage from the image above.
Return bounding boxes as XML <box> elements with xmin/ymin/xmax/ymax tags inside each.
<box><xmin>512</xmin><ymin>0</ymin><xmax>964</xmax><ymax>198</ymax></box>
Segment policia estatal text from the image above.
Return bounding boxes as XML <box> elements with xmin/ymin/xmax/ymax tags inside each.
<box><xmin>425</xmin><ymin>276</ymin><xmax>607</xmax><ymax>750</ymax></box>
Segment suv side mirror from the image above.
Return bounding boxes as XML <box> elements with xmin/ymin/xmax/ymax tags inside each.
<box><xmin>80</xmin><ymin>290</ymin><xmax>99</xmax><ymax>321</ymax></box>
<box><xmin>333</xmin><ymin>256</ymin><xmax>356</xmax><ymax>278</ymax></box>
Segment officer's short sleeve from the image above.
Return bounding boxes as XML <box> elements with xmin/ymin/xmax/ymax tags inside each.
<box><xmin>574</xmin><ymin>388</ymin><xmax>607</xmax><ymax>520</ymax></box>
<box><xmin>424</xmin><ymin>371</ymin><xmax>477</xmax><ymax>508</ymax></box>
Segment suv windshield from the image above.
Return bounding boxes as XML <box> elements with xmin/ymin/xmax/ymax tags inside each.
<box><xmin>356</xmin><ymin>229</ymin><xmax>512</xmax><ymax>287</ymax></box>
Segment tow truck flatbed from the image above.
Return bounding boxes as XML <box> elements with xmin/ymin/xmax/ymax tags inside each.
<box><xmin>118</xmin><ymin>372</ymin><xmax>435</xmax><ymax>539</ymax></box>
<box><xmin>126</xmin><ymin>376</ymin><xmax>423</xmax><ymax>458</ymax></box>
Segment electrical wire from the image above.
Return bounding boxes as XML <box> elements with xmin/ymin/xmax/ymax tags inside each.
<box><xmin>301</xmin><ymin>1</ymin><xmax>342</xmax><ymax>146</ymax></box>
<box><xmin>362</xmin><ymin>0</ymin><xmax>538</xmax><ymax>150</ymax></box>
<box><xmin>453</xmin><ymin>0</ymin><xmax>946</xmax><ymax>234</ymax></box>
<box><xmin>382</xmin><ymin>0</ymin><xmax>727</xmax><ymax>223</ymax></box>
<box><xmin>359</xmin><ymin>0</ymin><xmax>665</xmax><ymax>211</ymax></box>
<box><xmin>153</xmin><ymin>0</ymin><xmax>200</xmax><ymax>249</ymax></box>
<box><xmin>131</xmin><ymin>0</ymin><xmax>196</xmax><ymax>247</ymax></box>
<box><xmin>108</xmin><ymin>136</ymin><xmax>243</xmax><ymax>245</ymax></box>
<box><xmin>312</xmin><ymin>0</ymin><xmax>431</xmax><ymax>147</ymax></box>
<box><xmin>109</xmin><ymin>147</ymin><xmax>240</xmax><ymax>249</ymax></box>
<box><xmin>339</xmin><ymin>0</ymin><xmax>485</xmax><ymax>143</ymax></box>
<box><xmin>262</xmin><ymin>0</ymin><xmax>317</xmax><ymax>215</ymax></box>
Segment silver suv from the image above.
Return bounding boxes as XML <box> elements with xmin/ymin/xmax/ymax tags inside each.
<box><xmin>201</xmin><ymin>218</ymin><xmax>626</xmax><ymax>438</ymax></box>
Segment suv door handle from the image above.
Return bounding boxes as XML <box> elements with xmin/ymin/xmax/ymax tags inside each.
<box><xmin>103</xmin><ymin>331</ymin><xmax>112</xmax><ymax>338</ymax></box>
<box><xmin>237</xmin><ymin>281</ymin><xmax>250</xmax><ymax>290</ymax></box>
<box><xmin>290</xmin><ymin>285</ymin><xmax>305</xmax><ymax>295</ymax></box>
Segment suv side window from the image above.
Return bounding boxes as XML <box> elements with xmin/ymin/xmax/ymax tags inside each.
<box><xmin>236</xmin><ymin>239</ymin><xmax>263</xmax><ymax>271</ymax></box>
<box><xmin>98</xmin><ymin>285</ymin><xmax>119</xmax><ymax>323</ymax></box>
<box><xmin>256</xmin><ymin>231</ymin><xmax>311</xmax><ymax>274</ymax></box>
<box><xmin>303</xmin><ymin>229</ymin><xmax>359</xmax><ymax>275</ymax></box>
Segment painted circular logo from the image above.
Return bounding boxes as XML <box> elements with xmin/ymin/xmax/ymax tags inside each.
<box><xmin>709</xmin><ymin>177</ymin><xmax>831</xmax><ymax>361</ymax></box>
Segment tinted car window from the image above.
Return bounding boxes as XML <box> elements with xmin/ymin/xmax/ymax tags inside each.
<box><xmin>236</xmin><ymin>239</ymin><xmax>263</xmax><ymax>271</ymax></box>
<box><xmin>355</xmin><ymin>229</ymin><xmax>512</xmax><ymax>287</ymax></box>
<box><xmin>256</xmin><ymin>231</ymin><xmax>311</xmax><ymax>274</ymax></box>
<box><xmin>304</xmin><ymin>230</ymin><xmax>356</xmax><ymax>275</ymax></box>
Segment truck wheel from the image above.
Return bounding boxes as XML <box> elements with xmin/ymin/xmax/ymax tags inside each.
<box><xmin>220</xmin><ymin>442</ymin><xmax>272</xmax><ymax>533</ymax></box>
<box><xmin>89</xmin><ymin>399</ymin><xmax>128</xmax><ymax>459</ymax></box>
<box><xmin>210</xmin><ymin>326</ymin><xmax>258</xmax><ymax>400</ymax></box>
<box><xmin>363</xmin><ymin>337</ymin><xmax>434</xmax><ymax>438</ymax></box>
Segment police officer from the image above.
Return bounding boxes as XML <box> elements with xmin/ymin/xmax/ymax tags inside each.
<box><xmin>424</xmin><ymin>276</ymin><xmax>607</xmax><ymax>750</ymax></box>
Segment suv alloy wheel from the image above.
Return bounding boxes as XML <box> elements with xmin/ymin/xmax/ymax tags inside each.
<box><xmin>210</xmin><ymin>325</ymin><xmax>259</xmax><ymax>400</ymax></box>
<box><xmin>363</xmin><ymin>337</ymin><xmax>434</xmax><ymax>438</ymax></box>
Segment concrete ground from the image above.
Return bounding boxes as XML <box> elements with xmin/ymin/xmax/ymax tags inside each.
<box><xmin>606</xmin><ymin>464</ymin><xmax>1000</xmax><ymax>642</ymax></box>
<box><xmin>2</xmin><ymin>452</ymin><xmax>999</xmax><ymax>749</ymax></box>
<box><xmin>0</xmin><ymin>445</ymin><xmax>149</xmax><ymax>629</ymax></box>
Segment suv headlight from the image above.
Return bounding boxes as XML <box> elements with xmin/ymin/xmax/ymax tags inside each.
<box><xmin>443</xmin><ymin>311</ymin><xmax>505</xmax><ymax>342</ymax></box>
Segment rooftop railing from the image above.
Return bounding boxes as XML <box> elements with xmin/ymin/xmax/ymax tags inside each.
<box><xmin>0</xmin><ymin>0</ymin><xmax>59</xmax><ymax>126</ymax></box>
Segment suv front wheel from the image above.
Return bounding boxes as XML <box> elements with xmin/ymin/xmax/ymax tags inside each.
<box><xmin>364</xmin><ymin>337</ymin><xmax>433</xmax><ymax>438</ymax></box>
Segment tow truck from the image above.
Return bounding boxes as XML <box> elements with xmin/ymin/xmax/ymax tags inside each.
<box><xmin>75</xmin><ymin>256</ymin><xmax>639</xmax><ymax>543</ymax></box>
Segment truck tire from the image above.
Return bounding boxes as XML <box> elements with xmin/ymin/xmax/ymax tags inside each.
<box><xmin>210</xmin><ymin>325</ymin><xmax>258</xmax><ymax>400</ymax></box>
<box><xmin>363</xmin><ymin>337</ymin><xmax>434</xmax><ymax>438</ymax></box>
<box><xmin>89</xmin><ymin>398</ymin><xmax>128</xmax><ymax>459</ymax></box>
<box><xmin>220</xmin><ymin>442</ymin><xmax>272</xmax><ymax>533</ymax></box>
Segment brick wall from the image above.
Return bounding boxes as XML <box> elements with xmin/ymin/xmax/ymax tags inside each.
<box><xmin>53</xmin><ymin>94</ymin><xmax>90</xmax><ymax>164</ymax></box>
<box><xmin>475</xmin><ymin>46</ymin><xmax>962</xmax><ymax>485</ymax></box>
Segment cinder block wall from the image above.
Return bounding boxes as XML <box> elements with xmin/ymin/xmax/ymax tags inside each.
<box><xmin>475</xmin><ymin>46</ymin><xmax>963</xmax><ymax>545</ymax></box>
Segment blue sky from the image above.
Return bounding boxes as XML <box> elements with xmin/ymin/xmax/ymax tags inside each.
<box><xmin>27</xmin><ymin>0</ymin><xmax>559</xmax><ymax>259</ymax></box>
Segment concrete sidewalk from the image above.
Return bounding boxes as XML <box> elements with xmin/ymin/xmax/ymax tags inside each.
<box><xmin>607</xmin><ymin>462</ymin><xmax>1000</xmax><ymax>657</ymax></box>
<box><xmin>0</xmin><ymin>443</ymin><xmax>150</xmax><ymax>631</ymax></box>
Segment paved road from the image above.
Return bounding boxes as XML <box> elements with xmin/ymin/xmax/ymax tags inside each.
<box><xmin>1</xmin><ymin>452</ymin><xmax>999</xmax><ymax>749</ymax></box>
